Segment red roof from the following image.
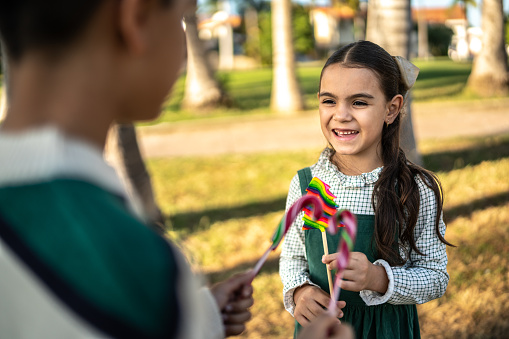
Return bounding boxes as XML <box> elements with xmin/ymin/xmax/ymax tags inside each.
<box><xmin>312</xmin><ymin>6</ymin><xmax>355</xmax><ymax>20</ymax></box>
<box><xmin>412</xmin><ymin>5</ymin><xmax>466</xmax><ymax>24</ymax></box>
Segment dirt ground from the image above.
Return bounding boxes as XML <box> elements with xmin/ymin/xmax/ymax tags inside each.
<box><xmin>138</xmin><ymin>98</ymin><xmax>509</xmax><ymax>158</ymax></box>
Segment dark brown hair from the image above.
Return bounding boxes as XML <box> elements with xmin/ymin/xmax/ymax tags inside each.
<box><xmin>0</xmin><ymin>0</ymin><xmax>173</xmax><ymax>61</ymax></box>
<box><xmin>321</xmin><ymin>41</ymin><xmax>453</xmax><ymax>265</ymax></box>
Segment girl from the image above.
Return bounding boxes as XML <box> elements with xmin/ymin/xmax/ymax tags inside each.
<box><xmin>279</xmin><ymin>41</ymin><xmax>453</xmax><ymax>339</ymax></box>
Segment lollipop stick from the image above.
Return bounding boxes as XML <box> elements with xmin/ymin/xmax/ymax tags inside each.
<box><xmin>252</xmin><ymin>247</ymin><xmax>271</xmax><ymax>277</ymax></box>
<box><xmin>327</xmin><ymin>271</ymin><xmax>344</xmax><ymax>315</ymax></box>
<box><xmin>321</xmin><ymin>231</ymin><xmax>334</xmax><ymax>296</ymax></box>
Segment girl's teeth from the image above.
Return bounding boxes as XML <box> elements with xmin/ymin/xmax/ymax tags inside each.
<box><xmin>336</xmin><ymin>130</ymin><xmax>357</xmax><ymax>135</ymax></box>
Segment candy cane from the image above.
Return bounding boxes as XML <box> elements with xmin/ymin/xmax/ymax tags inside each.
<box><xmin>252</xmin><ymin>195</ymin><xmax>323</xmax><ymax>277</ymax></box>
<box><xmin>327</xmin><ymin>210</ymin><xmax>357</xmax><ymax>315</ymax></box>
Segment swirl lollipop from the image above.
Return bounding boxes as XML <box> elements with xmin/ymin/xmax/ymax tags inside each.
<box><xmin>302</xmin><ymin>177</ymin><xmax>339</xmax><ymax>294</ymax></box>
<box><xmin>326</xmin><ymin>210</ymin><xmax>357</xmax><ymax>315</ymax></box>
<box><xmin>252</xmin><ymin>195</ymin><xmax>323</xmax><ymax>277</ymax></box>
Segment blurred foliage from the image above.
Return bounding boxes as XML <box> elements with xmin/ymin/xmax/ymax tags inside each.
<box><xmin>506</xmin><ymin>14</ymin><xmax>509</xmax><ymax>45</ymax></box>
<box><xmin>292</xmin><ymin>5</ymin><xmax>314</xmax><ymax>56</ymax></box>
<box><xmin>331</xmin><ymin>0</ymin><xmax>360</xmax><ymax>9</ymax></box>
<box><xmin>257</xmin><ymin>10</ymin><xmax>273</xmax><ymax>66</ymax></box>
<box><xmin>427</xmin><ymin>24</ymin><xmax>454</xmax><ymax>56</ymax></box>
<box><xmin>243</xmin><ymin>5</ymin><xmax>314</xmax><ymax>65</ymax></box>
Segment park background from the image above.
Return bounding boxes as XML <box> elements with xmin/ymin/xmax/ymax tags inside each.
<box><xmin>1</xmin><ymin>0</ymin><xmax>506</xmax><ymax>338</ymax></box>
<box><xmin>140</xmin><ymin>1</ymin><xmax>508</xmax><ymax>338</ymax></box>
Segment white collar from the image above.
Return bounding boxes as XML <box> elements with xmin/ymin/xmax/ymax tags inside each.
<box><xmin>0</xmin><ymin>125</ymin><xmax>126</xmax><ymax>200</ymax></box>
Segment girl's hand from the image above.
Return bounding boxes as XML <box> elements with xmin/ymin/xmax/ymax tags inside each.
<box><xmin>293</xmin><ymin>284</ymin><xmax>346</xmax><ymax>327</ymax></box>
<box><xmin>322</xmin><ymin>252</ymin><xmax>389</xmax><ymax>294</ymax></box>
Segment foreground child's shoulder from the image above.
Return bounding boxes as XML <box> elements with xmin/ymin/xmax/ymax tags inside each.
<box><xmin>0</xmin><ymin>179</ymin><xmax>181</xmax><ymax>337</ymax></box>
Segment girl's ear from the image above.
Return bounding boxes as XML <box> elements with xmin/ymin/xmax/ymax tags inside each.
<box><xmin>386</xmin><ymin>94</ymin><xmax>404</xmax><ymax>124</ymax></box>
<box><xmin>118</xmin><ymin>0</ymin><xmax>155</xmax><ymax>55</ymax></box>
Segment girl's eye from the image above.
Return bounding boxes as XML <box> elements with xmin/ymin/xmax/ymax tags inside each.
<box><xmin>322</xmin><ymin>99</ymin><xmax>335</xmax><ymax>105</ymax></box>
<box><xmin>353</xmin><ymin>101</ymin><xmax>367</xmax><ymax>107</ymax></box>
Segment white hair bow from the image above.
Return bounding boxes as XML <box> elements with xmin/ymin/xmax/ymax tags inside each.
<box><xmin>392</xmin><ymin>56</ymin><xmax>420</xmax><ymax>90</ymax></box>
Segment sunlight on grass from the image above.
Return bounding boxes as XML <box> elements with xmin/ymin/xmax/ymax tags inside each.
<box><xmin>149</xmin><ymin>132</ymin><xmax>509</xmax><ymax>338</ymax></box>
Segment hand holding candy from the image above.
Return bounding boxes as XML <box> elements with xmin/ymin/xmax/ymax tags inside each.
<box><xmin>326</xmin><ymin>210</ymin><xmax>357</xmax><ymax>315</ymax></box>
<box><xmin>252</xmin><ymin>195</ymin><xmax>323</xmax><ymax>277</ymax></box>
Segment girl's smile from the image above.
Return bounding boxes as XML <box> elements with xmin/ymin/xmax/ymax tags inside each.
<box><xmin>318</xmin><ymin>64</ymin><xmax>401</xmax><ymax>173</ymax></box>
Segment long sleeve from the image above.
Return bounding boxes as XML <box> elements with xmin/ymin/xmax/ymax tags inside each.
<box><xmin>360</xmin><ymin>178</ymin><xmax>449</xmax><ymax>305</ymax></box>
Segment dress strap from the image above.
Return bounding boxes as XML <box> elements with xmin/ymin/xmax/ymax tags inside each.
<box><xmin>297</xmin><ymin>167</ymin><xmax>313</xmax><ymax>196</ymax></box>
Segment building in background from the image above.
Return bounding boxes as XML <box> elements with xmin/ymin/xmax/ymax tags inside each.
<box><xmin>411</xmin><ymin>4</ymin><xmax>481</xmax><ymax>61</ymax></box>
<box><xmin>197</xmin><ymin>12</ymin><xmax>243</xmax><ymax>70</ymax></box>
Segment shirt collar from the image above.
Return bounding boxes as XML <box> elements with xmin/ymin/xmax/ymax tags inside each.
<box><xmin>317</xmin><ymin>148</ymin><xmax>383</xmax><ymax>188</ymax></box>
<box><xmin>0</xmin><ymin>125</ymin><xmax>127</xmax><ymax>199</ymax></box>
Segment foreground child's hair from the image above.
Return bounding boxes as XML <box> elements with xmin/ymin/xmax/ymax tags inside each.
<box><xmin>321</xmin><ymin>41</ymin><xmax>453</xmax><ymax>265</ymax></box>
<box><xmin>0</xmin><ymin>0</ymin><xmax>173</xmax><ymax>61</ymax></box>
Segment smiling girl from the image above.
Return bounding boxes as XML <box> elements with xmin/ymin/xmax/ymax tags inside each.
<box><xmin>279</xmin><ymin>41</ymin><xmax>453</xmax><ymax>338</ymax></box>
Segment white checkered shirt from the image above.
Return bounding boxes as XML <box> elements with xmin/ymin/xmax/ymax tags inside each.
<box><xmin>279</xmin><ymin>148</ymin><xmax>449</xmax><ymax>316</ymax></box>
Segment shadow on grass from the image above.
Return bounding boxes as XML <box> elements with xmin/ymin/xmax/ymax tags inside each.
<box><xmin>165</xmin><ymin>135</ymin><xmax>509</xmax><ymax>233</ymax></box>
<box><xmin>203</xmin><ymin>190</ymin><xmax>509</xmax><ymax>284</ymax></box>
<box><xmin>205</xmin><ymin>256</ymin><xmax>280</xmax><ymax>284</ymax></box>
<box><xmin>167</xmin><ymin>197</ymin><xmax>287</xmax><ymax>232</ymax></box>
<box><xmin>423</xmin><ymin>135</ymin><xmax>509</xmax><ymax>173</ymax></box>
<box><xmin>444</xmin><ymin>191</ymin><xmax>509</xmax><ymax>225</ymax></box>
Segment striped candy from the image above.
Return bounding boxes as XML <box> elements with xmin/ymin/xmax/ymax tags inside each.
<box><xmin>252</xmin><ymin>195</ymin><xmax>323</xmax><ymax>277</ymax></box>
<box><xmin>327</xmin><ymin>209</ymin><xmax>357</xmax><ymax>314</ymax></box>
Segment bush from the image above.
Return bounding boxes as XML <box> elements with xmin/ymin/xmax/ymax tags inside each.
<box><xmin>428</xmin><ymin>24</ymin><xmax>454</xmax><ymax>56</ymax></box>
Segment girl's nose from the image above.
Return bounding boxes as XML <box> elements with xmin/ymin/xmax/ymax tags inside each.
<box><xmin>332</xmin><ymin>105</ymin><xmax>352</xmax><ymax>122</ymax></box>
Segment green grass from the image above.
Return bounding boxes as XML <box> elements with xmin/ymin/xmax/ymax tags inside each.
<box><xmin>147</xmin><ymin>58</ymin><xmax>476</xmax><ymax>125</ymax></box>
<box><xmin>148</xmin><ymin>132</ymin><xmax>509</xmax><ymax>338</ymax></box>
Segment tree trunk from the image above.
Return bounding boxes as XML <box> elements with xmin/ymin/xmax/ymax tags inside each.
<box><xmin>366</xmin><ymin>0</ymin><xmax>422</xmax><ymax>166</ymax></box>
<box><xmin>105</xmin><ymin>124</ymin><xmax>165</xmax><ymax>233</ymax></box>
<box><xmin>182</xmin><ymin>13</ymin><xmax>231</xmax><ymax>110</ymax></box>
<box><xmin>270</xmin><ymin>0</ymin><xmax>304</xmax><ymax>114</ymax></box>
<box><xmin>466</xmin><ymin>0</ymin><xmax>509</xmax><ymax>96</ymax></box>
<box><xmin>417</xmin><ymin>14</ymin><xmax>429</xmax><ymax>59</ymax></box>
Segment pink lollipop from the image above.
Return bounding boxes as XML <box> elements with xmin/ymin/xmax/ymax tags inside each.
<box><xmin>252</xmin><ymin>195</ymin><xmax>323</xmax><ymax>277</ymax></box>
<box><xmin>326</xmin><ymin>210</ymin><xmax>357</xmax><ymax>314</ymax></box>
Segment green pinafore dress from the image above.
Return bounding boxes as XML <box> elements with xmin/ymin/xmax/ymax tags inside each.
<box><xmin>293</xmin><ymin>168</ymin><xmax>421</xmax><ymax>339</ymax></box>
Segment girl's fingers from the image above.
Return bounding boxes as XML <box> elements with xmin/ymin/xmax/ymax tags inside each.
<box><xmin>342</xmin><ymin>268</ymin><xmax>354</xmax><ymax>281</ymax></box>
<box><xmin>322</xmin><ymin>254</ymin><xmax>338</xmax><ymax>265</ymax></box>
<box><xmin>340</xmin><ymin>279</ymin><xmax>360</xmax><ymax>292</ymax></box>
<box><xmin>295</xmin><ymin>313</ymin><xmax>310</xmax><ymax>327</ymax></box>
<box><xmin>308</xmin><ymin>300</ymin><xmax>328</xmax><ymax>318</ymax></box>
<box><xmin>332</xmin><ymin>301</ymin><xmax>346</xmax><ymax>318</ymax></box>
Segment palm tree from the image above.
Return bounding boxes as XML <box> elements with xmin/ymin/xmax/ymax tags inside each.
<box><xmin>466</xmin><ymin>0</ymin><xmax>509</xmax><ymax>96</ymax></box>
<box><xmin>105</xmin><ymin>124</ymin><xmax>165</xmax><ymax>232</ymax></box>
<box><xmin>270</xmin><ymin>0</ymin><xmax>305</xmax><ymax>114</ymax></box>
<box><xmin>0</xmin><ymin>45</ymin><xmax>9</xmax><ymax>121</ymax></box>
<box><xmin>182</xmin><ymin>12</ymin><xmax>231</xmax><ymax>110</ymax></box>
<box><xmin>366</xmin><ymin>0</ymin><xmax>422</xmax><ymax>166</ymax></box>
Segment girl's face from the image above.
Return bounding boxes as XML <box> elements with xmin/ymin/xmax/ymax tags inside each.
<box><xmin>318</xmin><ymin>64</ymin><xmax>401</xmax><ymax>172</ymax></box>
